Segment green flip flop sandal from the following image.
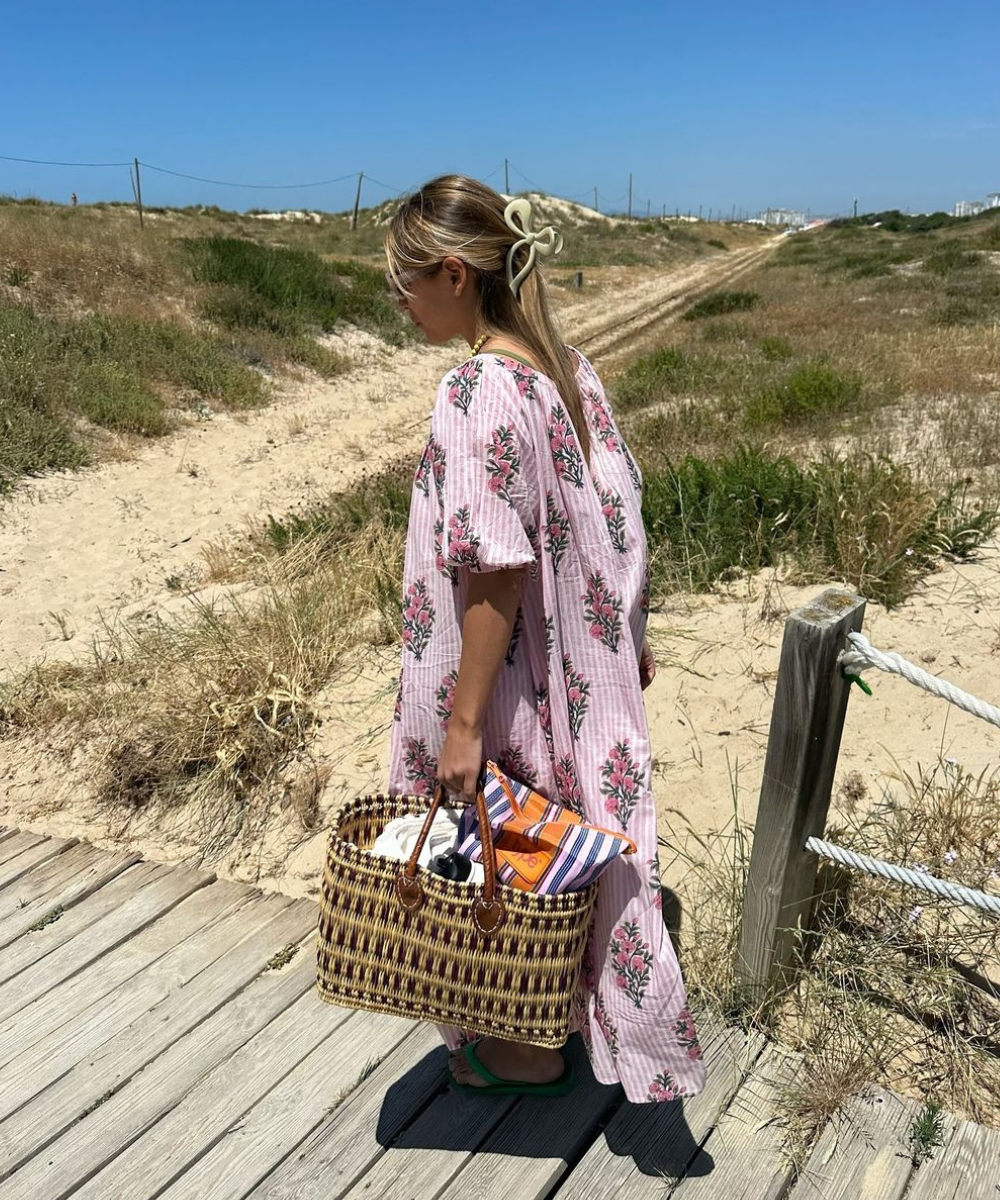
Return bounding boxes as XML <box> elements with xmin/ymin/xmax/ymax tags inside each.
<box><xmin>447</xmin><ymin>1042</ymin><xmax>575</xmax><ymax>1097</ymax></box>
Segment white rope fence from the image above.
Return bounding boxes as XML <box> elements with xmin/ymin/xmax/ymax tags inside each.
<box><xmin>804</xmin><ymin>631</ymin><xmax>1000</xmax><ymax>917</ymax></box>
<box><xmin>806</xmin><ymin>837</ymin><xmax>1000</xmax><ymax>917</ymax></box>
<box><xmin>839</xmin><ymin>631</ymin><xmax>1000</xmax><ymax>731</ymax></box>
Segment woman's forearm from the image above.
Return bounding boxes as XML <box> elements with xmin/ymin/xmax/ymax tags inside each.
<box><xmin>450</xmin><ymin>568</ymin><xmax>524</xmax><ymax>734</ymax></box>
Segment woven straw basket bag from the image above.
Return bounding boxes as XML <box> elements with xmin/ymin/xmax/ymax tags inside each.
<box><xmin>315</xmin><ymin>784</ymin><xmax>597</xmax><ymax>1047</ymax></box>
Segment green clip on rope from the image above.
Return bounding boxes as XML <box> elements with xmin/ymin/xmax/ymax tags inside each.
<box><xmin>844</xmin><ymin>672</ymin><xmax>873</xmax><ymax>696</ymax></box>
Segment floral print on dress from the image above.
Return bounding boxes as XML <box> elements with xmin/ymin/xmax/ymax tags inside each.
<box><xmin>649</xmin><ymin>1071</ymin><xmax>682</xmax><ymax>1103</ymax></box>
<box><xmin>433</xmin><ymin>519</ymin><xmax>457</xmax><ymax>585</ymax></box>
<box><xmin>414</xmin><ymin>435</ymin><xmax>446</xmax><ymax>499</ymax></box>
<box><xmin>583</xmin><ymin>571</ymin><xmax>623</xmax><ymax>653</ymax></box>
<box><xmin>494</xmin><ymin>356</ymin><xmax>538</xmax><ymax>401</ymax></box>
<box><xmin>497</xmin><ymin>743</ymin><xmax>538</xmax><ymax>788</ymax></box>
<box><xmin>403</xmin><ymin>737</ymin><xmax>438</xmax><ymax>795</ymax></box>
<box><xmin>596</xmin><ymin>483</ymin><xmax>628</xmax><ymax>555</ymax></box>
<box><xmin>586</xmin><ymin>388</ymin><xmax>621</xmax><ymax>454</ymax></box>
<box><xmin>640</xmin><ymin>560</ymin><xmax>651</xmax><ymax>616</ymax></box>
<box><xmin>674</xmin><ymin>1008</ymin><xmax>702</xmax><ymax>1060</ymax></box>
<box><xmin>544</xmin><ymin>492</ymin><xmax>571</xmax><ymax>574</ymax></box>
<box><xmin>484</xmin><ymin>425</ymin><xmax>520</xmax><ymax>505</ymax></box>
<box><xmin>601</xmin><ymin>740</ymin><xmax>644</xmax><ymax>829</ymax></box>
<box><xmin>562</xmin><ymin>654</ymin><xmax>591</xmax><ymax>740</ymax></box>
<box><xmin>393</xmin><ymin>674</ymin><xmax>403</xmax><ymax>723</ymax></box>
<box><xmin>547</xmin><ymin>402</ymin><xmax>586</xmax><ymax>488</ymax></box>
<box><xmin>447</xmin><ymin>359</ymin><xmax>483</xmax><ymax>415</ymax></box>
<box><xmin>505</xmin><ymin>607</ymin><xmax>524</xmax><ymax>667</ymax></box>
<box><xmin>535</xmin><ymin>685</ymin><xmax>555</xmax><ymax>758</ymax></box>
<box><xmin>435</xmin><ymin>671</ymin><xmax>457</xmax><ymax>731</ymax></box>
<box><xmin>610</xmin><ymin>920</ymin><xmax>653</xmax><ymax>1008</ymax></box>
<box><xmin>595</xmin><ymin>993</ymin><xmax>620</xmax><ymax>1059</ymax></box>
<box><xmin>446</xmin><ymin>506</ymin><xmax>480</xmax><ymax>567</ymax></box>
<box><xmin>401</xmin><ymin>578</ymin><xmax>435</xmax><ymax>661</ymax></box>
<box><xmin>544</xmin><ymin>612</ymin><xmax>556</xmax><ymax>660</ymax></box>
<box><xmin>555</xmin><ymin>755</ymin><xmax>583</xmax><ymax>814</ymax></box>
<box><xmin>623</xmin><ymin>444</ymin><xmax>642</xmax><ymax>493</ymax></box>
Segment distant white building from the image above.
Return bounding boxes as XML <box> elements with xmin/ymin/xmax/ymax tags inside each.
<box><xmin>987</xmin><ymin>193</ymin><xmax>1000</xmax><ymax>209</ymax></box>
<box><xmin>759</xmin><ymin>207</ymin><xmax>806</xmax><ymax>228</ymax></box>
<box><xmin>954</xmin><ymin>200</ymin><xmax>985</xmax><ymax>217</ymax></box>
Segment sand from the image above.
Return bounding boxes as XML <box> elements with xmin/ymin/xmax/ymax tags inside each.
<box><xmin>3</xmin><ymin>251</ymin><xmax>998</xmax><ymax>902</ymax></box>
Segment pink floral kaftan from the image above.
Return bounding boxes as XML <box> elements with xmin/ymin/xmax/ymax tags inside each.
<box><xmin>388</xmin><ymin>349</ymin><xmax>706</xmax><ymax>1104</ymax></box>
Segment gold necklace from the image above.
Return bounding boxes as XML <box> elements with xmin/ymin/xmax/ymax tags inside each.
<box><xmin>471</xmin><ymin>334</ymin><xmax>490</xmax><ymax>355</ymax></box>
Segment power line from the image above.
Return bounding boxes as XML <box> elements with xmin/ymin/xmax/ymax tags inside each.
<box><xmin>139</xmin><ymin>162</ymin><xmax>359</xmax><ymax>190</ymax></box>
<box><xmin>364</xmin><ymin>175</ymin><xmax>404</xmax><ymax>195</ymax></box>
<box><xmin>0</xmin><ymin>152</ymin><xmax>132</xmax><ymax>168</ymax></box>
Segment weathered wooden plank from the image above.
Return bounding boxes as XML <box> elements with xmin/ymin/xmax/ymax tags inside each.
<box><xmin>435</xmin><ymin>1036</ymin><xmax>621</xmax><ymax>1200</ymax></box>
<box><xmin>336</xmin><ymin>1067</ymin><xmax>522</xmax><ymax>1198</ymax></box>
<box><xmin>0</xmin><ymin>835</ymin><xmax>78</xmax><ymax>890</ymax></box>
<box><xmin>786</xmin><ymin>1086</ymin><xmax>917</xmax><ymax>1200</ymax></box>
<box><xmin>0</xmin><ymin>862</ymin><xmax>211</xmax><ymax>1018</ymax></box>
<box><xmin>0</xmin><ymin>902</ymin><xmax>317</xmax><ymax>1193</ymax></box>
<box><xmin>0</xmin><ymin>843</ymin><xmax>143</xmax><ymax>950</ymax></box>
<box><xmin>155</xmin><ymin>1009</ymin><xmax>421</xmax><ymax>1200</ymax></box>
<box><xmin>905</xmin><ymin>1115</ymin><xmax>1000</xmax><ymax>1200</ymax></box>
<box><xmin>558</xmin><ymin>1018</ymin><xmax>766</xmax><ymax>1199</ymax></box>
<box><xmin>245</xmin><ymin>1023</ymin><xmax>447</xmax><ymax>1200</ymax></box>
<box><xmin>668</xmin><ymin>1046</ymin><xmax>798</xmax><ymax>1199</ymax></box>
<box><xmin>737</xmin><ymin>589</ymin><xmax>866</xmax><ymax>998</ymax></box>
<box><xmin>0</xmin><ymin>879</ymin><xmax>260</xmax><ymax>1109</ymax></box>
<box><xmin>66</xmin><ymin>988</ymin><xmax>355</xmax><ymax>1200</ymax></box>
<box><xmin>0</xmin><ymin>860</ymin><xmax>165</xmax><ymax>986</ymax></box>
<box><xmin>0</xmin><ymin>832</ymin><xmax>18</xmax><ymax>847</ymax></box>
<box><xmin>0</xmin><ymin>833</ymin><xmax>46</xmax><ymax>869</ymax></box>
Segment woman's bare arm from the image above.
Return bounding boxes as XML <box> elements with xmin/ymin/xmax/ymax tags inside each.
<box><xmin>437</xmin><ymin>567</ymin><xmax>524</xmax><ymax>797</ymax></box>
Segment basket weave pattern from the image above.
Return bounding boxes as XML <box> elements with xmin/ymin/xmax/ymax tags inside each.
<box><xmin>316</xmin><ymin>793</ymin><xmax>597</xmax><ymax>1047</ymax></box>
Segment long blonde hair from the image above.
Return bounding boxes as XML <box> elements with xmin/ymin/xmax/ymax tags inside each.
<box><xmin>385</xmin><ymin>174</ymin><xmax>590</xmax><ymax>461</ymax></box>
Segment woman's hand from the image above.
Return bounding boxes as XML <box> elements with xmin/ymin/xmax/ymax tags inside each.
<box><xmin>639</xmin><ymin>637</ymin><xmax>656</xmax><ymax>690</ymax></box>
<box><xmin>437</xmin><ymin>717</ymin><xmax>483</xmax><ymax>800</ymax></box>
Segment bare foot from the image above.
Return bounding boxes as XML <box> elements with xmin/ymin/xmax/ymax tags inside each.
<box><xmin>448</xmin><ymin>1037</ymin><xmax>565</xmax><ymax>1088</ymax></box>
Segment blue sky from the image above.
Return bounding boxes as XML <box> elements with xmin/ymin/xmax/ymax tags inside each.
<box><xmin>2</xmin><ymin>0</ymin><xmax>998</xmax><ymax>217</ymax></box>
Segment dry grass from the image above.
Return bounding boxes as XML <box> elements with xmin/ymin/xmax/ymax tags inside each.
<box><xmin>662</xmin><ymin>757</ymin><xmax>1000</xmax><ymax>1167</ymax></box>
<box><xmin>0</xmin><ymin>526</ymin><xmax>403</xmax><ymax>859</ymax></box>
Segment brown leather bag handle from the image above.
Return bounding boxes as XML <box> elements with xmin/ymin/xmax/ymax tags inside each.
<box><xmin>395</xmin><ymin>782</ymin><xmax>507</xmax><ymax>936</ymax></box>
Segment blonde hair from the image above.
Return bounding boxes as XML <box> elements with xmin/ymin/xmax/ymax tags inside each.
<box><xmin>385</xmin><ymin>174</ymin><xmax>590</xmax><ymax>461</ymax></box>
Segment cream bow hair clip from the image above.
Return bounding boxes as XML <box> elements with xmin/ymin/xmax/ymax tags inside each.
<box><xmin>504</xmin><ymin>198</ymin><xmax>563</xmax><ymax>297</ymax></box>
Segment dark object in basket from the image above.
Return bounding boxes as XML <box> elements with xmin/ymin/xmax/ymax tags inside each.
<box><xmin>428</xmin><ymin>849</ymin><xmax>476</xmax><ymax>882</ymax></box>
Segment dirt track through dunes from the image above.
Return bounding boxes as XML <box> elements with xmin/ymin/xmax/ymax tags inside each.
<box><xmin>0</xmin><ymin>243</ymin><xmax>775</xmax><ymax>676</ymax></box>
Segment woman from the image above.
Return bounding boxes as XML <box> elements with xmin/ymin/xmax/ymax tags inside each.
<box><xmin>385</xmin><ymin>175</ymin><xmax>705</xmax><ymax>1104</ymax></box>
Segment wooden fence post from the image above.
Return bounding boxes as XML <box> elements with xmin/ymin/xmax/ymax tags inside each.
<box><xmin>736</xmin><ymin>588</ymin><xmax>866</xmax><ymax>1000</ymax></box>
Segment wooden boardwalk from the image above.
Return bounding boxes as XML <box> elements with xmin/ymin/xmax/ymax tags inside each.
<box><xmin>1</xmin><ymin>828</ymin><xmax>998</xmax><ymax>1199</ymax></box>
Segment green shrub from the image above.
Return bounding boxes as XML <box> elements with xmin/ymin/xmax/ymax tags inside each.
<box><xmin>746</xmin><ymin>362</ymin><xmax>862</xmax><ymax>426</ymax></box>
<box><xmin>614</xmin><ymin>346</ymin><xmax>694</xmax><ymax>411</ymax></box>
<box><xmin>760</xmin><ymin>335</ymin><xmax>793</xmax><ymax>361</ymax></box>
<box><xmin>70</xmin><ymin>363</ymin><xmax>172</xmax><ymax>436</ymax></box>
<box><xmin>707</xmin><ymin>239</ymin><xmax>728</xmax><ymax>251</ymax></box>
<box><xmin>683</xmin><ymin>290</ymin><xmax>761</xmax><ymax>321</ymax></box>
<box><xmin>184</xmin><ymin>237</ymin><xmax>410</xmax><ymax>345</ymax></box>
<box><xmin>642</xmin><ymin>446</ymin><xmax>999</xmax><ymax>607</ymax></box>
<box><xmin>923</xmin><ymin>245</ymin><xmax>981</xmax><ymax>275</ymax></box>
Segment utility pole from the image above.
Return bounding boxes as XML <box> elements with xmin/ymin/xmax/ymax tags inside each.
<box><xmin>594</xmin><ymin>186</ymin><xmax>598</xmax><ymax>213</ymax></box>
<box><xmin>731</xmin><ymin>203</ymin><xmax>736</xmax><ymax>221</ymax></box>
<box><xmin>133</xmin><ymin>157</ymin><xmax>144</xmax><ymax>230</ymax></box>
<box><xmin>351</xmin><ymin>172</ymin><xmax>364</xmax><ymax>231</ymax></box>
<box><xmin>853</xmin><ymin>197</ymin><xmax>858</xmax><ymax>219</ymax></box>
<box><xmin>646</xmin><ymin>199</ymin><xmax>650</xmax><ymax>219</ymax></box>
<box><xmin>505</xmin><ymin>159</ymin><xmax>509</xmax><ymax>194</ymax></box>
<box><xmin>628</xmin><ymin>173</ymin><xmax>633</xmax><ymax>221</ymax></box>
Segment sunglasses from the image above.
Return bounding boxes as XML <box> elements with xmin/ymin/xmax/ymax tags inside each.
<box><xmin>384</xmin><ymin>263</ymin><xmax>441</xmax><ymax>307</ymax></box>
